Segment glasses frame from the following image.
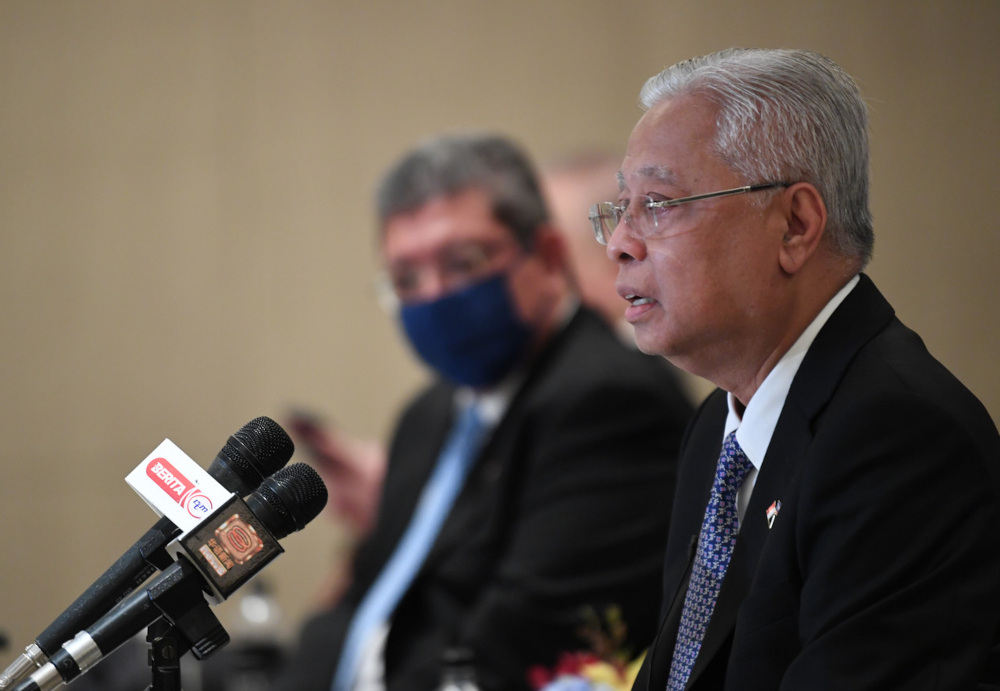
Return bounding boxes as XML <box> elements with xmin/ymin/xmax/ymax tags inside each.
<box><xmin>375</xmin><ymin>239</ymin><xmax>524</xmax><ymax>312</ymax></box>
<box><xmin>589</xmin><ymin>182</ymin><xmax>791</xmax><ymax>245</ymax></box>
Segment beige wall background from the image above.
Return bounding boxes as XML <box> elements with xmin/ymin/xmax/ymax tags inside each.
<box><xmin>2</xmin><ymin>0</ymin><xmax>998</xmax><ymax>663</ymax></box>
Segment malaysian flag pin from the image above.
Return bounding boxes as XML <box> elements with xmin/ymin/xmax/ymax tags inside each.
<box><xmin>766</xmin><ymin>500</ymin><xmax>781</xmax><ymax>529</ymax></box>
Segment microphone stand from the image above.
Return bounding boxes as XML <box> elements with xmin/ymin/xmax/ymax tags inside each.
<box><xmin>146</xmin><ymin>620</ymin><xmax>184</xmax><ymax>691</ymax></box>
<box><xmin>142</xmin><ymin>560</ymin><xmax>232</xmax><ymax>691</ymax></box>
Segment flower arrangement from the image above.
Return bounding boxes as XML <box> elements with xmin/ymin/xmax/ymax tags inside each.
<box><xmin>526</xmin><ymin>606</ymin><xmax>646</xmax><ymax>691</ymax></box>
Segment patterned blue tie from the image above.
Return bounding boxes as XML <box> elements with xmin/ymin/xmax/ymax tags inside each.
<box><xmin>667</xmin><ymin>431</ymin><xmax>752</xmax><ymax>690</ymax></box>
<box><xmin>331</xmin><ymin>404</ymin><xmax>487</xmax><ymax>691</ymax></box>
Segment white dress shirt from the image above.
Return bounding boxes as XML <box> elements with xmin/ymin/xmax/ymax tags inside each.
<box><xmin>725</xmin><ymin>275</ymin><xmax>860</xmax><ymax>524</ymax></box>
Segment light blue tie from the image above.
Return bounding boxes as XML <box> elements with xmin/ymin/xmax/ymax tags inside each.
<box><xmin>332</xmin><ymin>403</ymin><xmax>487</xmax><ymax>691</ymax></box>
<box><xmin>667</xmin><ymin>431</ymin><xmax>752</xmax><ymax>691</ymax></box>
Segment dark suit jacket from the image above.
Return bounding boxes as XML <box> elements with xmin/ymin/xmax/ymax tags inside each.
<box><xmin>276</xmin><ymin>307</ymin><xmax>693</xmax><ymax>691</ymax></box>
<box><xmin>635</xmin><ymin>275</ymin><xmax>1000</xmax><ymax>691</ymax></box>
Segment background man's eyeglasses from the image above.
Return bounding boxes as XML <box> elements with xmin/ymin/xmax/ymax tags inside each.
<box><xmin>376</xmin><ymin>240</ymin><xmax>521</xmax><ymax>310</ymax></box>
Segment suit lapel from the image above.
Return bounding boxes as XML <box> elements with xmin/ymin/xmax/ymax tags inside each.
<box><xmin>683</xmin><ymin>274</ymin><xmax>895</xmax><ymax>688</ymax></box>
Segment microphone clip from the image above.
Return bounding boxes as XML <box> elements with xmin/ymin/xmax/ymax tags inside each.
<box><xmin>146</xmin><ymin>557</ymin><xmax>230</xmax><ymax>661</ymax></box>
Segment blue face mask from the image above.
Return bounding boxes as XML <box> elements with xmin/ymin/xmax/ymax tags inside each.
<box><xmin>399</xmin><ymin>273</ymin><xmax>532</xmax><ymax>388</ymax></box>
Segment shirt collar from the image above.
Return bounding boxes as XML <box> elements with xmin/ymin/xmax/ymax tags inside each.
<box><xmin>725</xmin><ymin>274</ymin><xmax>860</xmax><ymax>469</ymax></box>
<box><xmin>453</xmin><ymin>299</ymin><xmax>581</xmax><ymax>428</ymax></box>
<box><xmin>455</xmin><ymin>372</ymin><xmax>522</xmax><ymax>427</ymax></box>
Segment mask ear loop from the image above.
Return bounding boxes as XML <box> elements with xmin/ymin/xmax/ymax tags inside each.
<box><xmin>373</xmin><ymin>271</ymin><xmax>400</xmax><ymax>315</ymax></box>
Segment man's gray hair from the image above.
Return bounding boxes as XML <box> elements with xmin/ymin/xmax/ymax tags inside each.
<box><xmin>640</xmin><ymin>48</ymin><xmax>873</xmax><ymax>267</ymax></box>
<box><xmin>376</xmin><ymin>133</ymin><xmax>549</xmax><ymax>247</ymax></box>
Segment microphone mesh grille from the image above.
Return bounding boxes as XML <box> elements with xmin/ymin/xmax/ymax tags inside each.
<box><xmin>256</xmin><ymin>481</ymin><xmax>288</xmax><ymax>517</ymax></box>
<box><xmin>220</xmin><ymin>441</ymin><xmax>254</xmax><ymax>475</ymax></box>
<box><xmin>266</xmin><ymin>464</ymin><xmax>328</xmax><ymax>529</ymax></box>
<box><xmin>233</xmin><ymin>416</ymin><xmax>294</xmax><ymax>473</ymax></box>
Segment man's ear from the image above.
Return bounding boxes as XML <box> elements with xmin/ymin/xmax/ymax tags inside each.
<box><xmin>778</xmin><ymin>183</ymin><xmax>828</xmax><ymax>275</ymax></box>
<box><xmin>532</xmin><ymin>224</ymin><xmax>570</xmax><ymax>274</ymax></box>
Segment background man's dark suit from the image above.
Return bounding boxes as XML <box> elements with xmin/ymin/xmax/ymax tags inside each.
<box><xmin>278</xmin><ymin>307</ymin><xmax>692</xmax><ymax>691</ymax></box>
<box><xmin>637</xmin><ymin>275</ymin><xmax>1000</xmax><ymax>690</ymax></box>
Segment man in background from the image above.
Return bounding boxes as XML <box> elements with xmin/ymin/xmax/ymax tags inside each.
<box><xmin>594</xmin><ymin>48</ymin><xmax>1000</xmax><ymax>689</ymax></box>
<box><xmin>275</xmin><ymin>133</ymin><xmax>692</xmax><ymax>691</ymax></box>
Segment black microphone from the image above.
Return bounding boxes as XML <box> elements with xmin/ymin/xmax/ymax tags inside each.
<box><xmin>13</xmin><ymin>464</ymin><xmax>328</xmax><ymax>691</ymax></box>
<box><xmin>0</xmin><ymin>417</ymin><xmax>294</xmax><ymax>689</ymax></box>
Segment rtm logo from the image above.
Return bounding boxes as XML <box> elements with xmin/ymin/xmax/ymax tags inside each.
<box><xmin>147</xmin><ymin>458</ymin><xmax>214</xmax><ymax>519</ymax></box>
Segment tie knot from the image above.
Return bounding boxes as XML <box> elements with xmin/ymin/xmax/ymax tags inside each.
<box><xmin>720</xmin><ymin>431</ymin><xmax>753</xmax><ymax>492</ymax></box>
<box><xmin>455</xmin><ymin>403</ymin><xmax>484</xmax><ymax>437</ymax></box>
<box><xmin>450</xmin><ymin>403</ymin><xmax>487</xmax><ymax>465</ymax></box>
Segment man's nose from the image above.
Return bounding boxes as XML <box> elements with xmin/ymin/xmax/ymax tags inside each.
<box><xmin>405</xmin><ymin>267</ymin><xmax>450</xmax><ymax>304</ymax></box>
<box><xmin>606</xmin><ymin>221</ymin><xmax>646</xmax><ymax>264</ymax></box>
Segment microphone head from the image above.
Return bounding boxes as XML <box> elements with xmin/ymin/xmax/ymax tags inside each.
<box><xmin>245</xmin><ymin>464</ymin><xmax>328</xmax><ymax>539</ymax></box>
<box><xmin>208</xmin><ymin>417</ymin><xmax>295</xmax><ymax>497</ymax></box>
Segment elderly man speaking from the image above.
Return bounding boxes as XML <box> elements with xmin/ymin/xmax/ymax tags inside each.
<box><xmin>591</xmin><ymin>48</ymin><xmax>1000</xmax><ymax>690</ymax></box>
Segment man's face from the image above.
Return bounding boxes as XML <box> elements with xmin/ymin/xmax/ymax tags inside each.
<box><xmin>608</xmin><ymin>94</ymin><xmax>787</xmax><ymax>378</ymax></box>
<box><xmin>381</xmin><ymin>186</ymin><xmax>556</xmax><ymax>330</ymax></box>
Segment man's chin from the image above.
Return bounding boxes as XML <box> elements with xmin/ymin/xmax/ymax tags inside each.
<box><xmin>632</xmin><ymin>327</ymin><xmax>670</xmax><ymax>358</ymax></box>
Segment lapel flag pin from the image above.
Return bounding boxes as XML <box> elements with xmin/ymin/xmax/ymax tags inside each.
<box><xmin>766</xmin><ymin>500</ymin><xmax>781</xmax><ymax>529</ymax></box>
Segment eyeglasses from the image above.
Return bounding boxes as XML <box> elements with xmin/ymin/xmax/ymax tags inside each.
<box><xmin>376</xmin><ymin>240</ymin><xmax>521</xmax><ymax>310</ymax></box>
<box><xmin>588</xmin><ymin>182</ymin><xmax>791</xmax><ymax>245</ymax></box>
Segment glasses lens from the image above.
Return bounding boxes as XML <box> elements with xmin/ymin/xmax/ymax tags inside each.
<box><xmin>631</xmin><ymin>195</ymin><xmax>672</xmax><ymax>238</ymax></box>
<box><xmin>589</xmin><ymin>202</ymin><xmax>619</xmax><ymax>245</ymax></box>
<box><xmin>381</xmin><ymin>242</ymin><xmax>518</xmax><ymax>307</ymax></box>
<box><xmin>638</xmin><ymin>195</ymin><xmax>662</xmax><ymax>236</ymax></box>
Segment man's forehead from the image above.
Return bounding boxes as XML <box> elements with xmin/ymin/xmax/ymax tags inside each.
<box><xmin>385</xmin><ymin>189</ymin><xmax>497</xmax><ymax>233</ymax></box>
<box><xmin>618</xmin><ymin>96</ymin><xmax>723</xmax><ymax>192</ymax></box>
<box><xmin>617</xmin><ymin>165</ymin><xmax>680</xmax><ymax>191</ymax></box>
<box><xmin>382</xmin><ymin>190</ymin><xmax>516</xmax><ymax>260</ymax></box>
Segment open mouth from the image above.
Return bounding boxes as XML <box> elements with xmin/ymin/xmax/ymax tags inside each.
<box><xmin>625</xmin><ymin>294</ymin><xmax>655</xmax><ymax>306</ymax></box>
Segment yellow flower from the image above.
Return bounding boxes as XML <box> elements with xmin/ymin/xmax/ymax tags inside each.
<box><xmin>578</xmin><ymin>651</ymin><xmax>645</xmax><ymax>691</ymax></box>
<box><xmin>579</xmin><ymin>661</ymin><xmax>621</xmax><ymax>687</ymax></box>
<box><xmin>623</xmin><ymin>654</ymin><xmax>645</xmax><ymax>686</ymax></box>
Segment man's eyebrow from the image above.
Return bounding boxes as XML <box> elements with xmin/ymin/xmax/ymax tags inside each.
<box><xmin>617</xmin><ymin>165</ymin><xmax>679</xmax><ymax>191</ymax></box>
<box><xmin>638</xmin><ymin>165</ymin><xmax>679</xmax><ymax>184</ymax></box>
